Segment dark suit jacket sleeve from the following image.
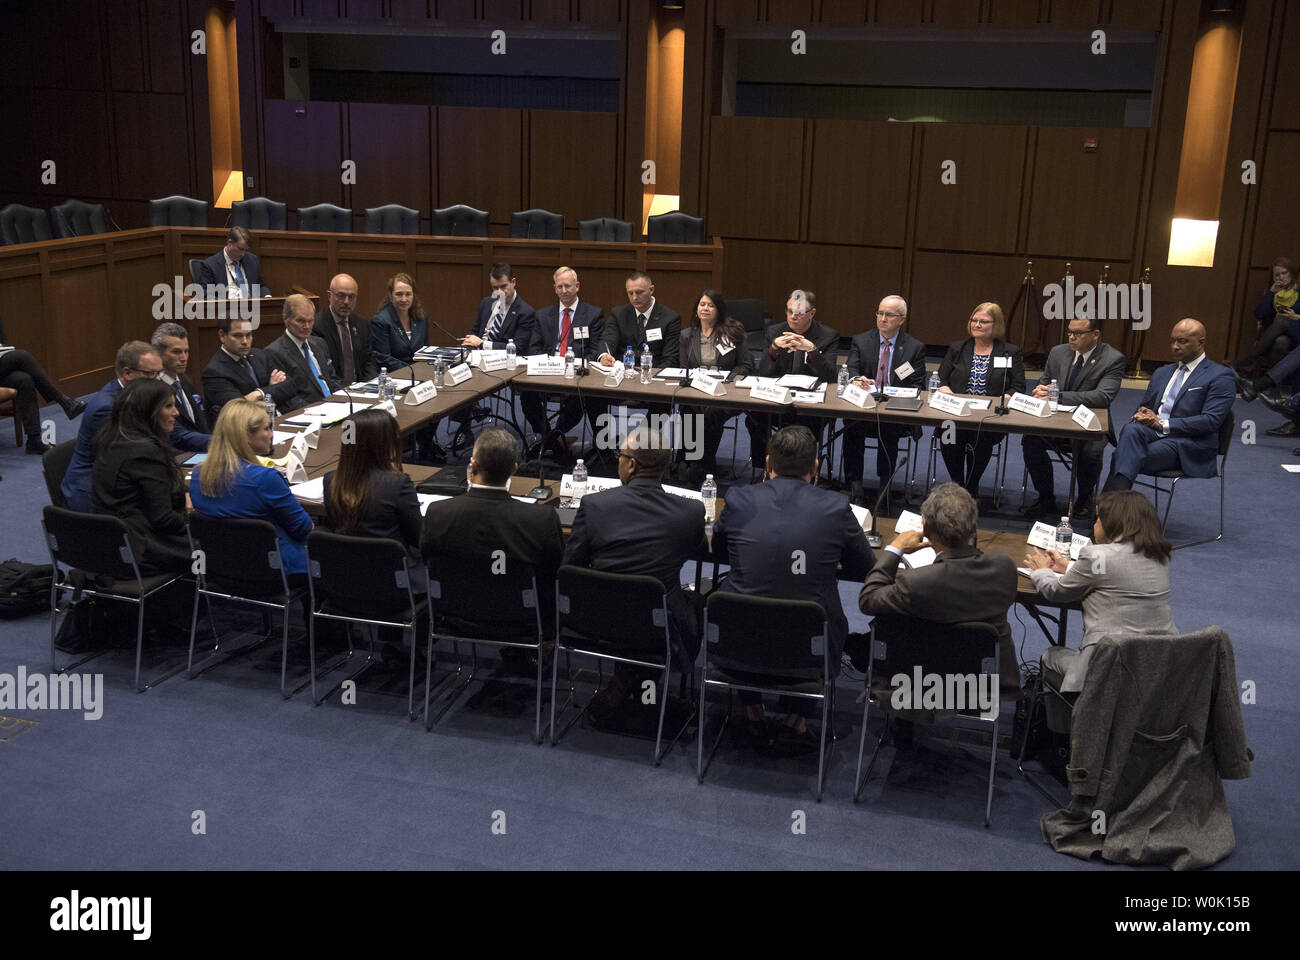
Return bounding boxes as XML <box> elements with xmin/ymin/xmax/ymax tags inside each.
<box><xmin>193</xmin><ymin>253</ymin><xmax>220</xmax><ymax>289</ymax></box>
<box><xmin>756</xmin><ymin>325</ymin><xmax>781</xmax><ymax>377</ymax></box>
<box><xmin>243</xmin><ymin>252</ymin><xmax>261</xmax><ymax>288</ymax></box>
<box><xmin>314</xmin><ymin>338</ymin><xmax>343</xmax><ymax>391</ymax></box>
<box><xmin>261</xmin><ymin>353</ymin><xmax>300</xmax><ymax>407</ymax></box>
<box><xmin>132</xmin><ymin>449</ymin><xmax>188</xmax><ymax>539</ymax></box>
<box><xmin>661</xmin><ymin>310</ymin><xmax>681</xmax><ymax>367</ymax></box>
<box><xmin>581</xmin><ymin>308</ymin><xmax>605</xmax><ymax>361</ymax></box>
<box><xmin>357</xmin><ymin>325</ymin><xmax>378</xmax><ymax>380</ymax></box>
<box><xmin>201</xmin><ymin>360</ymin><xmax>244</xmax><ymax>415</ymax></box>
<box><xmin>1063</xmin><ymin>347</ymin><xmax>1125</xmax><ymax>409</ymax></box>
<box><xmin>516</xmin><ymin>307</ymin><xmax>539</xmax><ymax>358</ymax></box>
<box><xmin>601</xmin><ymin>308</ymin><xmax>624</xmax><ymax>358</ymax></box>
<box><xmin>561</xmin><ymin>500</ymin><xmax>595</xmax><ymax>567</ymax></box>
<box><xmin>169</xmin><ymin>422</ymin><xmax>209</xmax><ymax>453</ymax></box>
<box><xmin>395</xmin><ymin>475</ymin><xmax>422</xmax><ymax>551</ymax></box>
<box><xmin>900</xmin><ymin>337</ymin><xmax>928</xmax><ymax>388</ymax></box>
<box><xmin>1170</xmin><ymin>366</ymin><xmax>1235</xmax><ymax>438</ymax></box>
<box><xmin>857</xmin><ymin>550</ymin><xmax>912</xmax><ymax>616</ymax></box>
<box><xmin>808</xmin><ymin>325</ymin><xmax>840</xmax><ymax>381</ymax></box>
<box><xmin>937</xmin><ymin>342</ymin><xmax>962</xmax><ymax>389</ymax></box>
<box><xmin>370</xmin><ymin>312</ymin><xmax>397</xmax><ymax>371</ymax></box>
<box><xmin>470</xmin><ymin>300</ymin><xmax>489</xmax><ymax>339</ymax></box>
<box><xmin>846</xmin><ymin>335</ymin><xmax>868</xmax><ymax>379</ymax></box>
<box><xmin>538</xmin><ymin>509</ymin><xmax>565</xmax><ymax>583</ymax></box>
<box><xmin>710</xmin><ymin>501</ymin><xmax>731</xmax><ymax>563</ymax></box>
<box><xmin>729</xmin><ymin>339</ymin><xmax>755</xmax><ymax>377</ymax></box>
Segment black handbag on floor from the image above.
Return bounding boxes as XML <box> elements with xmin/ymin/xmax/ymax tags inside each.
<box><xmin>0</xmin><ymin>558</ymin><xmax>53</xmax><ymax>619</ymax></box>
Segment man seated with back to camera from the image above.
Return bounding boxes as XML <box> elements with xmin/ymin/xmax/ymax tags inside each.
<box><xmin>562</xmin><ymin>423</ymin><xmax>709</xmax><ymax>722</ymax></box>
<box><xmin>711</xmin><ymin>425</ymin><xmax>874</xmax><ymax>755</ymax></box>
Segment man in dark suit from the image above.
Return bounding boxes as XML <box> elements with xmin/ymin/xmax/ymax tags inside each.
<box><xmin>152</xmin><ymin>322</ymin><xmax>210</xmax><ymax>435</ymax></box>
<box><xmin>0</xmin><ymin>316</ymin><xmax>86</xmax><ymax>454</ymax></box>
<box><xmin>598</xmin><ymin>271</ymin><xmax>681</xmax><ymax>369</ymax></box>
<box><xmin>464</xmin><ymin>262</ymin><xmax>537</xmax><ymax>353</ymax></box>
<box><xmin>264</xmin><ymin>294</ymin><xmax>342</xmax><ymax>412</ymax></box>
<box><xmin>745</xmin><ymin>289</ymin><xmax>841</xmax><ymax>470</ymax></box>
<box><xmin>857</xmin><ymin>483</ymin><xmax>1022</xmax><ymax>727</ymax></box>
<box><xmin>843</xmin><ymin>295</ymin><xmax>928</xmax><ymax>504</ymax></box>
<box><xmin>1104</xmin><ymin>318</ymin><xmax>1235</xmax><ymax>491</ymax></box>
<box><xmin>192</xmin><ymin>226</ymin><xmax>261</xmax><ymax>297</ymax></box>
<box><xmin>520</xmin><ymin>266</ymin><xmax>606</xmax><ymax>460</ymax></box>
<box><xmin>1022</xmin><ymin>315</ymin><xmax>1127</xmax><ymax>520</ymax></box>
<box><xmin>314</xmin><ymin>273</ymin><xmax>376</xmax><ymax>386</ymax></box>
<box><xmin>712</xmin><ymin>425</ymin><xmax>874</xmax><ymax>748</ymax></box>
<box><xmin>202</xmin><ymin>315</ymin><xmax>298</xmax><ymax>419</ymax></box>
<box><xmin>563</xmin><ymin>423</ymin><xmax>708</xmax><ymax>716</ymax></box>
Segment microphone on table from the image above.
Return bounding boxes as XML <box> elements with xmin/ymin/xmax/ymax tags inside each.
<box><xmin>429</xmin><ymin>319</ymin><xmax>469</xmax><ymax>364</ymax></box>
<box><xmin>865</xmin><ymin>451</ymin><xmax>911</xmax><ymax>550</ymax></box>
<box><xmin>573</xmin><ymin>327</ymin><xmax>589</xmax><ymax>377</ymax></box>
<box><xmin>528</xmin><ymin>435</ymin><xmax>553</xmax><ymax>501</ymax></box>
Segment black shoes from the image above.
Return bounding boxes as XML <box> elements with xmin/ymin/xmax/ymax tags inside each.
<box><xmin>1260</xmin><ymin>392</ymin><xmax>1294</xmax><ymax>415</ymax></box>
<box><xmin>1266</xmin><ymin>421</ymin><xmax>1298</xmax><ymax>437</ymax></box>
<box><xmin>26</xmin><ymin>439</ymin><xmax>54</xmax><ymax>455</ymax></box>
<box><xmin>60</xmin><ymin>397</ymin><xmax>87</xmax><ymax>419</ymax></box>
<box><xmin>1071</xmin><ymin>500</ymin><xmax>1095</xmax><ymax>523</ymax></box>
<box><xmin>1020</xmin><ymin>497</ymin><xmax>1060</xmax><ymax>521</ymax></box>
<box><xmin>1234</xmin><ymin>371</ymin><xmax>1271</xmax><ymax>402</ymax></box>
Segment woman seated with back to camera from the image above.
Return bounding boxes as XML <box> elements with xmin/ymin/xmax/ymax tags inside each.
<box><xmin>1023</xmin><ymin>490</ymin><xmax>1176</xmax><ymax>732</ymax></box>
<box><xmin>677</xmin><ymin>290</ymin><xmax>754</xmax><ymax>485</ymax></box>
<box><xmin>323</xmin><ymin>408</ymin><xmax>421</xmax><ymax>560</ymax></box>
<box><xmin>90</xmin><ymin>378</ymin><xmax>190</xmax><ymax>575</ymax></box>
<box><xmin>189</xmin><ymin>397</ymin><xmax>314</xmax><ymax>580</ymax></box>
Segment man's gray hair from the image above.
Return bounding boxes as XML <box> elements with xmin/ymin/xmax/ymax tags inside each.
<box><xmin>920</xmin><ymin>482</ymin><xmax>977</xmax><ymax>547</ymax></box>
<box><xmin>151</xmin><ymin>322</ymin><xmax>189</xmax><ymax>351</ymax></box>
<box><xmin>883</xmin><ymin>295</ymin><xmax>907</xmax><ymax>317</ymax></box>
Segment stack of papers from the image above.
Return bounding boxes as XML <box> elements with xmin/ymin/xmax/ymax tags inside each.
<box><xmin>289</xmin><ymin>477</ymin><xmax>325</xmax><ymax>502</ymax></box>
<box><xmin>302</xmin><ymin>401</ymin><xmax>370</xmax><ymax>425</ymax></box>
<box><xmin>776</xmin><ymin>374</ymin><xmax>820</xmax><ymax>390</ymax></box>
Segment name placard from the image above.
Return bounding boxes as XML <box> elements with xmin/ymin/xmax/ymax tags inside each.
<box><xmin>896</xmin><ymin>510</ymin><xmax>925</xmax><ymax>533</ymax></box>
<box><xmin>302</xmin><ymin>419</ymin><xmax>321</xmax><ymax>449</ymax></box>
<box><xmin>842</xmin><ymin>383</ymin><xmax>876</xmax><ymax>409</ymax></box>
<box><xmin>527</xmin><ymin>355</ymin><xmax>566</xmax><ymax>377</ymax></box>
<box><xmin>1008</xmin><ymin>392</ymin><xmax>1050</xmax><ymax>417</ymax></box>
<box><xmin>289</xmin><ymin>433</ymin><xmax>309</xmax><ymax>463</ymax></box>
<box><xmin>690</xmin><ymin>372</ymin><xmax>723</xmax><ymax>396</ymax></box>
<box><xmin>604</xmin><ymin>363</ymin><xmax>626</xmax><ymax>387</ymax></box>
<box><xmin>285</xmin><ymin>454</ymin><xmax>308</xmax><ymax>484</ymax></box>
<box><xmin>883</xmin><ymin>386</ymin><xmax>918</xmax><ymax>398</ymax></box>
<box><xmin>375</xmin><ymin>399</ymin><xmax>399</xmax><ymax>419</ymax></box>
<box><xmin>447</xmin><ymin>363</ymin><xmax>473</xmax><ymax>385</ymax></box>
<box><xmin>646</xmin><ymin>327</ymin><xmax>662</xmax><ymax>342</ymax></box>
<box><xmin>750</xmin><ymin>381</ymin><xmax>792</xmax><ymax>405</ymax></box>
<box><xmin>993</xmin><ymin>356</ymin><xmax>1012</xmax><ymax>369</ymax></box>
<box><xmin>403</xmin><ymin>380</ymin><xmax>437</xmax><ymax>405</ymax></box>
<box><xmin>479</xmin><ymin>350</ymin><xmax>509</xmax><ymax>372</ymax></box>
<box><xmin>1028</xmin><ymin>522</ymin><xmax>1090</xmax><ymax>560</ymax></box>
<box><xmin>1072</xmin><ymin>406</ymin><xmax>1100</xmax><ymax>430</ymax></box>
<box><xmin>559</xmin><ymin>473</ymin><xmax>621</xmax><ymax>497</ymax></box>
<box><xmin>928</xmin><ymin>391</ymin><xmax>969</xmax><ymax>416</ymax></box>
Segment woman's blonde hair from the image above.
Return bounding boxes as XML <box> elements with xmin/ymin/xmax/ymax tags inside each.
<box><xmin>197</xmin><ymin>398</ymin><xmax>266</xmax><ymax>498</ymax></box>
<box><xmin>969</xmin><ymin>301</ymin><xmax>1006</xmax><ymax>340</ymax></box>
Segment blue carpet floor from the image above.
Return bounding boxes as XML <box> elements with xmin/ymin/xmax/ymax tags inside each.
<box><xmin>0</xmin><ymin>381</ymin><xmax>1295</xmax><ymax>869</ymax></box>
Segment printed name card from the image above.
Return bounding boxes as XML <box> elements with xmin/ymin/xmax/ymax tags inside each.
<box><xmin>375</xmin><ymin>399</ymin><xmax>398</xmax><ymax>419</ymax></box>
<box><xmin>646</xmin><ymin>327</ymin><xmax>662</xmax><ymax>342</ymax></box>
<box><xmin>1027</xmin><ymin>522</ymin><xmax>1090</xmax><ymax>559</ymax></box>
<box><xmin>842</xmin><ymin>383</ymin><xmax>876</xmax><ymax>409</ymax></box>
<box><xmin>1008</xmin><ymin>392</ymin><xmax>1050</xmax><ymax>417</ymax></box>
<box><xmin>604</xmin><ymin>362</ymin><xmax>626</xmax><ymax>387</ymax></box>
<box><xmin>1072</xmin><ymin>406</ymin><xmax>1100</xmax><ymax>430</ymax></box>
<box><xmin>928</xmin><ymin>391</ymin><xmax>969</xmax><ymax>416</ymax></box>
<box><xmin>993</xmin><ymin>356</ymin><xmax>1012</xmax><ymax>368</ymax></box>
<box><xmin>289</xmin><ymin>433</ymin><xmax>309</xmax><ymax>463</ymax></box>
<box><xmin>447</xmin><ymin>363</ymin><xmax>473</xmax><ymax>385</ymax></box>
<box><xmin>302</xmin><ymin>419</ymin><xmax>321</xmax><ymax>449</ymax></box>
<box><xmin>559</xmin><ymin>473</ymin><xmax>621</xmax><ymax>497</ymax></box>
<box><xmin>690</xmin><ymin>372</ymin><xmax>723</xmax><ymax>396</ymax></box>
<box><xmin>404</xmin><ymin>380</ymin><xmax>437</xmax><ymax>405</ymax></box>
<box><xmin>883</xmin><ymin>386</ymin><xmax>919</xmax><ymax>398</ymax></box>
<box><xmin>527</xmin><ymin>355</ymin><xmax>566</xmax><ymax>376</ymax></box>
<box><xmin>571</xmin><ymin>326</ymin><xmax>590</xmax><ymax>341</ymax></box>
<box><xmin>285</xmin><ymin>454</ymin><xmax>308</xmax><ymax>484</ymax></box>
<box><xmin>896</xmin><ymin>510</ymin><xmax>925</xmax><ymax>533</ymax></box>
<box><xmin>479</xmin><ymin>350</ymin><xmax>509</xmax><ymax>372</ymax></box>
<box><xmin>715</xmin><ymin>342</ymin><xmax>735</xmax><ymax>356</ymax></box>
<box><xmin>750</xmin><ymin>380</ymin><xmax>792</xmax><ymax>404</ymax></box>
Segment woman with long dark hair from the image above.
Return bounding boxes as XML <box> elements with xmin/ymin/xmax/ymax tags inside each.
<box><xmin>90</xmin><ymin>378</ymin><xmax>189</xmax><ymax>573</ymax></box>
<box><xmin>324</xmin><ymin>408</ymin><xmax>421</xmax><ymax>557</ymax></box>
<box><xmin>678</xmin><ymin>290</ymin><xmax>754</xmax><ymax>483</ymax></box>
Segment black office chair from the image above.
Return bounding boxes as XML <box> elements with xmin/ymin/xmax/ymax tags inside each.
<box><xmin>187</xmin><ymin>258</ymin><xmax>203</xmax><ymax>283</ymax></box>
<box><xmin>149</xmin><ymin>195</ymin><xmax>209</xmax><ymax>227</ymax></box>
<box><xmin>229</xmin><ymin>197</ymin><xmax>287</xmax><ymax>231</ymax></box>
<box><xmin>578</xmin><ymin>217</ymin><xmax>634</xmax><ymax>242</ymax></box>
<box><xmin>42</xmin><ymin>506</ymin><xmax>188</xmax><ymax>692</ymax></box>
<box><xmin>0</xmin><ymin>204</ymin><xmax>52</xmax><ymax>245</ymax></box>
<box><xmin>509</xmin><ymin>208</ymin><xmax>564</xmax><ymax>240</ymax></box>
<box><xmin>186</xmin><ymin>515</ymin><xmax>308</xmax><ymax>698</ymax></box>
<box><xmin>42</xmin><ymin>440</ymin><xmax>74</xmax><ymax>507</ymax></box>
<box><xmin>1133</xmin><ymin>411</ymin><xmax>1232</xmax><ymax>549</ymax></box>
<box><xmin>551</xmin><ymin>566</ymin><xmax>693</xmax><ymax>765</ymax></box>
<box><xmin>424</xmin><ymin>555</ymin><xmax>546</xmax><ymax>742</ymax></box>
<box><xmin>647</xmin><ymin>211</ymin><xmax>705</xmax><ymax>245</ymax></box>
<box><xmin>365</xmin><ymin>204</ymin><xmax>420</xmax><ymax>235</ymax></box>
<box><xmin>728</xmin><ymin>297</ymin><xmax>770</xmax><ymax>354</ymax></box>
<box><xmin>297</xmin><ymin>203</ymin><xmax>352</xmax><ymax>233</ymax></box>
<box><xmin>697</xmin><ymin>592</ymin><xmax>833</xmax><ymax>801</ymax></box>
<box><xmin>306</xmin><ymin>530</ymin><xmax>427</xmax><ymax>715</ymax></box>
<box><xmin>431</xmin><ymin>204</ymin><xmax>489</xmax><ymax>237</ymax></box>
<box><xmin>854</xmin><ymin>614</ymin><xmax>1002</xmax><ymax>825</ymax></box>
<box><xmin>51</xmin><ymin>199</ymin><xmax>108</xmax><ymax>238</ymax></box>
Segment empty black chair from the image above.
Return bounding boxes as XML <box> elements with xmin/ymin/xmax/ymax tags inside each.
<box><xmin>578</xmin><ymin>217</ymin><xmax>635</xmax><ymax>243</ymax></box>
<box><xmin>431</xmin><ymin>204</ymin><xmax>488</xmax><ymax>238</ymax></box>
<box><xmin>509</xmin><ymin>208</ymin><xmax>563</xmax><ymax>240</ymax></box>
<box><xmin>647</xmin><ymin>211</ymin><xmax>705</xmax><ymax>245</ymax></box>
<box><xmin>42</xmin><ymin>506</ymin><xmax>188</xmax><ymax>692</ymax></box>
<box><xmin>149</xmin><ymin>195</ymin><xmax>209</xmax><ymax>227</ymax></box>
<box><xmin>365</xmin><ymin>204</ymin><xmax>419</xmax><ymax>235</ymax></box>
<box><xmin>42</xmin><ymin>440</ymin><xmax>75</xmax><ymax>508</ymax></box>
<box><xmin>297</xmin><ymin>203</ymin><xmax>352</xmax><ymax>233</ymax></box>
<box><xmin>0</xmin><ymin>204</ymin><xmax>52</xmax><ymax>245</ymax></box>
<box><xmin>187</xmin><ymin>258</ymin><xmax>203</xmax><ymax>282</ymax></box>
<box><xmin>230</xmin><ymin>197</ymin><xmax>287</xmax><ymax>231</ymax></box>
<box><xmin>50</xmin><ymin>199</ymin><xmax>107</xmax><ymax>238</ymax></box>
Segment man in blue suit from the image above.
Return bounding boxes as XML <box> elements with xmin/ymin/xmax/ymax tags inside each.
<box><xmin>192</xmin><ymin>226</ymin><xmax>261</xmax><ymax>298</ymax></box>
<box><xmin>62</xmin><ymin>341</ymin><xmax>210</xmax><ymax>512</ymax></box>
<box><xmin>712</xmin><ymin>425</ymin><xmax>874</xmax><ymax>749</ymax></box>
<box><xmin>463</xmin><ymin>262</ymin><xmax>536</xmax><ymax>352</ymax></box>
<box><xmin>1104</xmin><ymin>318</ymin><xmax>1235</xmax><ymax>491</ymax></box>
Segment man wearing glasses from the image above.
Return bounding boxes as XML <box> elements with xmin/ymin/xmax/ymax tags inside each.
<box><xmin>842</xmin><ymin>295</ymin><xmax>928</xmax><ymax>505</ymax></box>
<box><xmin>61</xmin><ymin>341</ymin><xmax>210</xmax><ymax>512</ymax></box>
<box><xmin>315</xmin><ymin>273</ymin><xmax>376</xmax><ymax>386</ymax></box>
<box><xmin>1021</xmin><ymin>315</ymin><xmax>1125</xmax><ymax>522</ymax></box>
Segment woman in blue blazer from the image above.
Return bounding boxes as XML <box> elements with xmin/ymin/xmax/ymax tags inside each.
<box><xmin>189</xmin><ymin>398</ymin><xmax>314</xmax><ymax>577</ymax></box>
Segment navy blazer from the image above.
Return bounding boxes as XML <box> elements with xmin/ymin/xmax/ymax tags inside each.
<box><xmin>532</xmin><ymin>300</ymin><xmax>605</xmax><ymax>360</ymax></box>
<box><xmin>369</xmin><ymin>305</ymin><xmax>429</xmax><ymax>371</ymax></box>
<box><xmin>193</xmin><ymin>250</ymin><xmax>261</xmax><ymax>296</ymax></box>
<box><xmin>201</xmin><ymin>347</ymin><xmax>299</xmax><ymax>419</ymax></box>
<box><xmin>846</xmin><ymin>329</ymin><xmax>928</xmax><ymax>389</ymax></box>
<box><xmin>603</xmin><ymin>301</ymin><xmax>682</xmax><ymax>367</ymax></box>
<box><xmin>1134</xmin><ymin>356</ymin><xmax>1235</xmax><ymax>477</ymax></box>
<box><xmin>171</xmin><ymin>373</ymin><xmax>210</xmax><ymax>435</ymax></box>
<box><xmin>471</xmin><ymin>294</ymin><xmax>536</xmax><ymax>352</ymax></box>
<box><xmin>937</xmin><ymin>337</ymin><xmax>1026</xmax><ymax>398</ymax></box>
<box><xmin>264</xmin><ymin>333</ymin><xmax>342</xmax><ymax>411</ymax></box>
<box><xmin>711</xmin><ymin>476</ymin><xmax>874</xmax><ymax>663</ymax></box>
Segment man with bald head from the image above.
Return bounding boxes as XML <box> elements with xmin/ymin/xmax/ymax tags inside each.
<box><xmin>316</xmin><ymin>273</ymin><xmax>376</xmax><ymax>385</ymax></box>
<box><xmin>1104</xmin><ymin>318</ymin><xmax>1235</xmax><ymax>491</ymax></box>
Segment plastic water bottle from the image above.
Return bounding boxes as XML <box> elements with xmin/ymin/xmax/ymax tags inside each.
<box><xmin>572</xmin><ymin>458</ymin><xmax>588</xmax><ymax>502</ymax></box>
<box><xmin>378</xmin><ymin>367</ymin><xmax>394</xmax><ymax>402</ymax></box>
<box><xmin>623</xmin><ymin>345</ymin><xmax>635</xmax><ymax>372</ymax></box>
<box><xmin>506</xmin><ymin>338</ymin><xmax>517</xmax><ymax>369</ymax></box>
<box><xmin>564</xmin><ymin>346</ymin><xmax>575</xmax><ymax>380</ymax></box>
<box><xmin>927</xmin><ymin>369</ymin><xmax>941</xmax><ymax>394</ymax></box>
<box><xmin>263</xmin><ymin>394</ymin><xmax>277</xmax><ymax>423</ymax></box>
<box><xmin>433</xmin><ymin>359</ymin><xmax>445</xmax><ymax>389</ymax></box>
<box><xmin>701</xmin><ymin>473</ymin><xmax>717</xmax><ymax>523</ymax></box>
<box><xmin>1047</xmin><ymin>378</ymin><xmax>1060</xmax><ymax>413</ymax></box>
<box><xmin>837</xmin><ymin>364</ymin><xmax>850</xmax><ymax>397</ymax></box>
<box><xmin>640</xmin><ymin>343</ymin><xmax>652</xmax><ymax>384</ymax></box>
<box><xmin>1056</xmin><ymin>516</ymin><xmax>1073</xmax><ymax>557</ymax></box>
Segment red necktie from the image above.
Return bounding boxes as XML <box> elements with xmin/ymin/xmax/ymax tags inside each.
<box><xmin>559</xmin><ymin>308</ymin><xmax>572</xmax><ymax>354</ymax></box>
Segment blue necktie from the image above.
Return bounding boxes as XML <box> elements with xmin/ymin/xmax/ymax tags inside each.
<box><xmin>1158</xmin><ymin>363</ymin><xmax>1187</xmax><ymax>419</ymax></box>
<box><xmin>302</xmin><ymin>342</ymin><xmax>331</xmax><ymax>398</ymax></box>
<box><xmin>231</xmin><ymin>259</ymin><xmax>248</xmax><ymax>297</ymax></box>
<box><xmin>173</xmin><ymin>379</ymin><xmax>193</xmax><ymax>421</ymax></box>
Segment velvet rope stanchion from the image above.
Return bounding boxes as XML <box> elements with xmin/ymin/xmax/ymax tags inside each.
<box><xmin>1008</xmin><ymin>259</ymin><xmax>1047</xmax><ymax>368</ymax></box>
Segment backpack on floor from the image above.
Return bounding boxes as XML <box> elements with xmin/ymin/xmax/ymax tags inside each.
<box><xmin>0</xmin><ymin>558</ymin><xmax>53</xmax><ymax>619</ymax></box>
